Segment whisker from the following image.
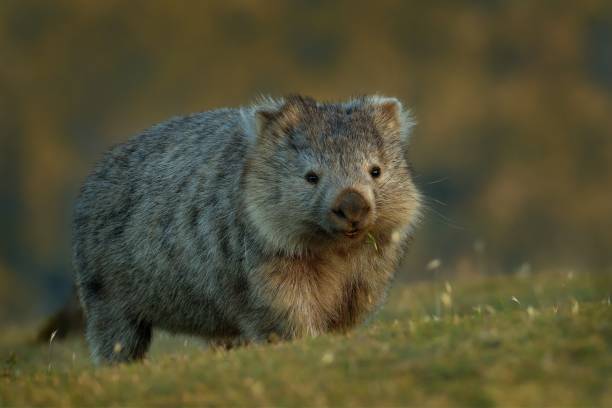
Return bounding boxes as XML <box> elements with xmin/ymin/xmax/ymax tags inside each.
<box><xmin>418</xmin><ymin>193</ymin><xmax>466</xmax><ymax>231</ymax></box>
<box><xmin>425</xmin><ymin>177</ymin><xmax>448</xmax><ymax>185</ymax></box>
<box><xmin>422</xmin><ymin>205</ymin><xmax>466</xmax><ymax>230</ymax></box>
<box><xmin>425</xmin><ymin>197</ymin><xmax>448</xmax><ymax>207</ymax></box>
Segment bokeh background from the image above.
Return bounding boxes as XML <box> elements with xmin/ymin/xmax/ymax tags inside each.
<box><xmin>1</xmin><ymin>0</ymin><xmax>611</xmax><ymax>325</ymax></box>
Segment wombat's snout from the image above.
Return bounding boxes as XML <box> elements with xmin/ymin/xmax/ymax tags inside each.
<box><xmin>329</xmin><ymin>189</ymin><xmax>372</xmax><ymax>235</ymax></box>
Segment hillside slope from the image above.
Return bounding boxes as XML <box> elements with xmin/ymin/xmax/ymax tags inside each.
<box><xmin>1</xmin><ymin>271</ymin><xmax>610</xmax><ymax>407</ymax></box>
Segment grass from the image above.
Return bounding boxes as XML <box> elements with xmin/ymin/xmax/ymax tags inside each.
<box><xmin>1</xmin><ymin>271</ymin><xmax>611</xmax><ymax>407</ymax></box>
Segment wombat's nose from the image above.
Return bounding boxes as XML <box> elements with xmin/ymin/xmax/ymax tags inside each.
<box><xmin>330</xmin><ymin>189</ymin><xmax>371</xmax><ymax>230</ymax></box>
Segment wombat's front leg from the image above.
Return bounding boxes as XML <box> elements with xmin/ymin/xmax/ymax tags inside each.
<box><xmin>235</xmin><ymin>312</ymin><xmax>289</xmax><ymax>345</ymax></box>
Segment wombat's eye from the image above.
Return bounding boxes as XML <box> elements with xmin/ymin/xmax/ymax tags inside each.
<box><xmin>370</xmin><ymin>166</ymin><xmax>381</xmax><ymax>179</ymax></box>
<box><xmin>305</xmin><ymin>171</ymin><xmax>319</xmax><ymax>184</ymax></box>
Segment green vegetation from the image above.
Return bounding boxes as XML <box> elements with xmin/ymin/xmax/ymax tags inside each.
<box><xmin>2</xmin><ymin>271</ymin><xmax>610</xmax><ymax>407</ymax></box>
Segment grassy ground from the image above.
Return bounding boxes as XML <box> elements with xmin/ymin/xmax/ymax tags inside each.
<box><xmin>1</xmin><ymin>271</ymin><xmax>611</xmax><ymax>407</ymax></box>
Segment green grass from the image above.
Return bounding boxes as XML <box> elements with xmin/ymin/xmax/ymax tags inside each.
<box><xmin>1</xmin><ymin>271</ymin><xmax>611</xmax><ymax>407</ymax></box>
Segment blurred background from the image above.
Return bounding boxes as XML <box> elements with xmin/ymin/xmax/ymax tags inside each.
<box><xmin>1</xmin><ymin>0</ymin><xmax>611</xmax><ymax>325</ymax></box>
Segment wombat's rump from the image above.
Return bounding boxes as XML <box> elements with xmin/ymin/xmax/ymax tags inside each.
<box><xmin>73</xmin><ymin>95</ymin><xmax>421</xmax><ymax>364</ymax></box>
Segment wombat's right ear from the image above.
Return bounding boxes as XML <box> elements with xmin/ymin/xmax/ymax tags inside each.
<box><xmin>254</xmin><ymin>109</ymin><xmax>279</xmax><ymax>136</ymax></box>
<box><xmin>240</xmin><ymin>98</ymin><xmax>281</xmax><ymax>143</ymax></box>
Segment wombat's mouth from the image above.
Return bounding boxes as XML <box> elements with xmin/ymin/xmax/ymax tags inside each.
<box><xmin>307</xmin><ymin>222</ymin><xmax>369</xmax><ymax>244</ymax></box>
<box><xmin>342</xmin><ymin>228</ymin><xmax>365</xmax><ymax>239</ymax></box>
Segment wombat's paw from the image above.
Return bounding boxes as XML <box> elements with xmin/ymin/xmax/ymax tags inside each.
<box><xmin>86</xmin><ymin>314</ymin><xmax>152</xmax><ymax>365</ymax></box>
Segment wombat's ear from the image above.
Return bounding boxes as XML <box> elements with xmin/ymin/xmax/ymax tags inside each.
<box><xmin>365</xmin><ymin>96</ymin><xmax>415</xmax><ymax>145</ymax></box>
<box><xmin>241</xmin><ymin>96</ymin><xmax>307</xmax><ymax>143</ymax></box>
<box><xmin>254</xmin><ymin>109</ymin><xmax>279</xmax><ymax>137</ymax></box>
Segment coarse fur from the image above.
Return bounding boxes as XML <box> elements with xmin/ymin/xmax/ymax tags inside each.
<box><xmin>73</xmin><ymin>95</ymin><xmax>422</xmax><ymax>364</ymax></box>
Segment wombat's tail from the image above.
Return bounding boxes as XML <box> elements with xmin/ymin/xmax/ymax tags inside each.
<box><xmin>36</xmin><ymin>288</ymin><xmax>84</xmax><ymax>342</ymax></box>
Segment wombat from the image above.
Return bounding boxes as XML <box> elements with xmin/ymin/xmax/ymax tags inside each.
<box><xmin>73</xmin><ymin>95</ymin><xmax>422</xmax><ymax>364</ymax></box>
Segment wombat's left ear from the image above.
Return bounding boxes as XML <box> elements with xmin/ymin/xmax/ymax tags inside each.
<box><xmin>366</xmin><ymin>96</ymin><xmax>415</xmax><ymax>145</ymax></box>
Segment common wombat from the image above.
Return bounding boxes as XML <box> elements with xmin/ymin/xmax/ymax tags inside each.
<box><xmin>74</xmin><ymin>95</ymin><xmax>422</xmax><ymax>364</ymax></box>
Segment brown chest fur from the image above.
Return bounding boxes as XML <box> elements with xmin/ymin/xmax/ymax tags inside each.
<box><xmin>252</xmin><ymin>240</ymin><xmax>399</xmax><ymax>337</ymax></box>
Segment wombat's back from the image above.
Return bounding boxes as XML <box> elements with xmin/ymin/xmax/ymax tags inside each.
<box><xmin>73</xmin><ymin>108</ymin><xmax>256</xmax><ymax>362</ymax></box>
<box><xmin>74</xmin><ymin>108</ymin><xmax>243</xmax><ymax>278</ymax></box>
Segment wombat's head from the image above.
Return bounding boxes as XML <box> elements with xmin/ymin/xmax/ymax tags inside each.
<box><xmin>242</xmin><ymin>95</ymin><xmax>421</xmax><ymax>255</ymax></box>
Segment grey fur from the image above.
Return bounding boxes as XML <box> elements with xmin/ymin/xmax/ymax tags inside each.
<box><xmin>74</xmin><ymin>95</ymin><xmax>422</xmax><ymax>364</ymax></box>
